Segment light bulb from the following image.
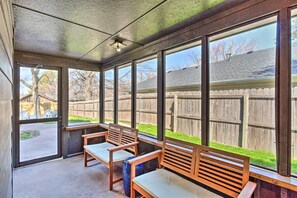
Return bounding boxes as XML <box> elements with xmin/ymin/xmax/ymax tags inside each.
<box><xmin>116</xmin><ymin>43</ymin><xmax>121</xmax><ymax>52</ymax></box>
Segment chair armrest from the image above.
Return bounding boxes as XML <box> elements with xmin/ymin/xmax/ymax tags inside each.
<box><xmin>82</xmin><ymin>131</ymin><xmax>108</xmax><ymax>146</ymax></box>
<box><xmin>128</xmin><ymin>150</ymin><xmax>162</xmax><ymax>166</ymax></box>
<box><xmin>238</xmin><ymin>181</ymin><xmax>257</xmax><ymax>198</ymax></box>
<box><xmin>108</xmin><ymin>142</ymin><xmax>139</xmax><ymax>152</ymax></box>
<box><xmin>82</xmin><ymin>131</ymin><xmax>108</xmax><ymax>139</ymax></box>
<box><xmin>128</xmin><ymin>150</ymin><xmax>162</xmax><ymax>183</ymax></box>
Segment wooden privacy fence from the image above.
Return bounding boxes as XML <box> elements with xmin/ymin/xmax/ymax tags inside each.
<box><xmin>69</xmin><ymin>100</ymin><xmax>99</xmax><ymax>119</ymax></box>
<box><xmin>69</xmin><ymin>91</ymin><xmax>297</xmax><ymax>159</ymax></box>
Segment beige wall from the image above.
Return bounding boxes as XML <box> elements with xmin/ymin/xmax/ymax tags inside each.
<box><xmin>0</xmin><ymin>0</ymin><xmax>14</xmax><ymax>197</ymax></box>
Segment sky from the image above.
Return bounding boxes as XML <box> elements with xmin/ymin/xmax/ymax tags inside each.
<box><xmin>166</xmin><ymin>22</ymin><xmax>277</xmax><ymax>70</ymax></box>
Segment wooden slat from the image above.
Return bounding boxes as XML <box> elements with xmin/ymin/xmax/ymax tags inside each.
<box><xmin>164</xmin><ymin>145</ymin><xmax>193</xmax><ymax>157</ymax></box>
<box><xmin>199</xmin><ymin>165</ymin><xmax>243</xmax><ymax>184</ymax></box>
<box><xmin>201</xmin><ymin>150</ymin><xmax>244</xmax><ymax>164</ymax></box>
<box><xmin>197</xmin><ymin>176</ymin><xmax>240</xmax><ymax>197</ymax></box>
<box><xmin>198</xmin><ymin>169</ymin><xmax>243</xmax><ymax>189</ymax></box>
<box><xmin>163</xmin><ymin>156</ymin><xmax>192</xmax><ymax>170</ymax></box>
<box><xmin>200</xmin><ymin>156</ymin><xmax>243</xmax><ymax>173</ymax></box>
<box><xmin>194</xmin><ymin>145</ymin><xmax>250</xmax><ymax>197</ymax></box>
<box><xmin>161</xmin><ymin>138</ymin><xmax>196</xmax><ymax>175</ymax></box>
<box><xmin>163</xmin><ymin>159</ymin><xmax>192</xmax><ymax>173</ymax></box>
<box><xmin>198</xmin><ymin>173</ymin><xmax>242</xmax><ymax>193</ymax></box>
<box><xmin>200</xmin><ymin>161</ymin><xmax>243</xmax><ymax>179</ymax></box>
<box><xmin>164</xmin><ymin>149</ymin><xmax>192</xmax><ymax>161</ymax></box>
<box><xmin>164</xmin><ymin>153</ymin><xmax>192</xmax><ymax>165</ymax></box>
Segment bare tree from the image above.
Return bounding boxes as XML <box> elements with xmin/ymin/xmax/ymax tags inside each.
<box><xmin>210</xmin><ymin>40</ymin><xmax>256</xmax><ymax>62</ymax></box>
<box><xmin>39</xmin><ymin>70</ymin><xmax>57</xmax><ymax>96</ymax></box>
<box><xmin>137</xmin><ymin>62</ymin><xmax>157</xmax><ymax>82</ymax></box>
<box><xmin>292</xmin><ymin>17</ymin><xmax>297</xmax><ymax>40</ymax></box>
<box><xmin>20</xmin><ymin>67</ymin><xmax>49</xmax><ymax>118</ymax></box>
<box><xmin>186</xmin><ymin>39</ymin><xmax>256</xmax><ymax>66</ymax></box>
<box><xmin>69</xmin><ymin>70</ymin><xmax>99</xmax><ymax>101</ymax></box>
<box><xmin>187</xmin><ymin>50</ymin><xmax>202</xmax><ymax>67</ymax></box>
<box><xmin>118</xmin><ymin>69</ymin><xmax>131</xmax><ymax>95</ymax></box>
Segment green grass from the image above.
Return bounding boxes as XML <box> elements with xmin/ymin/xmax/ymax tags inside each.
<box><xmin>20</xmin><ymin>130</ymin><xmax>40</xmax><ymax>140</ymax></box>
<box><xmin>68</xmin><ymin>116</ymin><xmax>99</xmax><ymax>123</ymax></box>
<box><xmin>48</xmin><ymin>116</ymin><xmax>297</xmax><ymax>174</ymax></box>
<box><xmin>44</xmin><ymin>116</ymin><xmax>99</xmax><ymax>124</ymax></box>
<box><xmin>136</xmin><ymin>123</ymin><xmax>297</xmax><ymax>174</ymax></box>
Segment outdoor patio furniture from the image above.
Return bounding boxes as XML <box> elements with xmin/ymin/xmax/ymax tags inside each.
<box><xmin>128</xmin><ymin>137</ymin><xmax>257</xmax><ymax>198</ymax></box>
<box><xmin>82</xmin><ymin>123</ymin><xmax>139</xmax><ymax>191</ymax></box>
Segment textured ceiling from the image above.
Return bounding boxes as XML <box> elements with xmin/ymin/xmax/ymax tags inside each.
<box><xmin>13</xmin><ymin>0</ymin><xmax>247</xmax><ymax>64</ymax></box>
<box><xmin>14</xmin><ymin>7</ymin><xmax>110</xmax><ymax>60</ymax></box>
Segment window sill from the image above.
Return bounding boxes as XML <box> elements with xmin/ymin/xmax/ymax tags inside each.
<box><xmin>99</xmin><ymin>123</ymin><xmax>297</xmax><ymax>190</ymax></box>
<box><xmin>250</xmin><ymin>166</ymin><xmax>297</xmax><ymax>191</ymax></box>
<box><xmin>65</xmin><ymin>123</ymin><xmax>100</xmax><ymax>131</ymax></box>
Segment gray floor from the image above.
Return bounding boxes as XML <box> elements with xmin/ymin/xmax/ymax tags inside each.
<box><xmin>13</xmin><ymin>155</ymin><xmax>127</xmax><ymax>198</ymax></box>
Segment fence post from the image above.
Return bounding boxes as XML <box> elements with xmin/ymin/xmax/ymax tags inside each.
<box><xmin>93</xmin><ymin>102</ymin><xmax>95</xmax><ymax>119</ymax></box>
<box><xmin>83</xmin><ymin>103</ymin><xmax>86</xmax><ymax>117</ymax></box>
<box><xmin>173</xmin><ymin>94</ymin><xmax>178</xmax><ymax>132</ymax></box>
<box><xmin>241</xmin><ymin>94</ymin><xmax>249</xmax><ymax>148</ymax></box>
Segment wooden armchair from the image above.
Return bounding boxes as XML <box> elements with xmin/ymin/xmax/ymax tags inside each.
<box><xmin>82</xmin><ymin>123</ymin><xmax>139</xmax><ymax>190</ymax></box>
<box><xmin>128</xmin><ymin>138</ymin><xmax>257</xmax><ymax>198</ymax></box>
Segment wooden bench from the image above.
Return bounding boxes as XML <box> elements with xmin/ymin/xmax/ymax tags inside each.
<box><xmin>128</xmin><ymin>137</ymin><xmax>257</xmax><ymax>198</ymax></box>
<box><xmin>82</xmin><ymin>123</ymin><xmax>139</xmax><ymax>190</ymax></box>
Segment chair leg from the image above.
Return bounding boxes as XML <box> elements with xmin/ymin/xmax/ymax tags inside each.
<box><xmin>84</xmin><ymin>150</ymin><xmax>87</xmax><ymax>167</ymax></box>
<box><xmin>131</xmin><ymin>182</ymin><xmax>136</xmax><ymax>198</ymax></box>
<box><xmin>109</xmin><ymin>163</ymin><xmax>113</xmax><ymax>191</ymax></box>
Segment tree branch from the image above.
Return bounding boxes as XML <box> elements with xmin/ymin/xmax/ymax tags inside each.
<box><xmin>20</xmin><ymin>79</ymin><xmax>32</xmax><ymax>89</ymax></box>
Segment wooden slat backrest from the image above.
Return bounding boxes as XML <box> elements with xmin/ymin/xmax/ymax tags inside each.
<box><xmin>160</xmin><ymin>138</ymin><xmax>197</xmax><ymax>178</ymax></box>
<box><xmin>119</xmin><ymin>125</ymin><xmax>138</xmax><ymax>154</ymax></box>
<box><xmin>194</xmin><ymin>145</ymin><xmax>250</xmax><ymax>198</ymax></box>
<box><xmin>107</xmin><ymin>123</ymin><xmax>138</xmax><ymax>154</ymax></box>
<box><xmin>107</xmin><ymin>123</ymin><xmax>121</xmax><ymax>145</ymax></box>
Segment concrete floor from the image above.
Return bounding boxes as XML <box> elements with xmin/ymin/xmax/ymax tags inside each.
<box><xmin>13</xmin><ymin>155</ymin><xmax>127</xmax><ymax>198</ymax></box>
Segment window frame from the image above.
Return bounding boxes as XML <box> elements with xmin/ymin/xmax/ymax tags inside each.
<box><xmin>163</xmin><ymin>40</ymin><xmax>203</xmax><ymax>143</ymax></box>
<box><xmin>67</xmin><ymin>67</ymin><xmax>100</xmax><ymax>126</ymax></box>
<box><xmin>103</xmin><ymin>68</ymin><xmax>115</xmax><ymax>124</ymax></box>
<box><xmin>207</xmin><ymin>15</ymin><xmax>279</xmax><ymax>171</ymax></box>
<box><xmin>135</xmin><ymin>54</ymin><xmax>159</xmax><ymax>138</ymax></box>
<box><xmin>98</xmin><ymin>10</ymin><xmax>296</xmax><ymax>176</ymax></box>
<box><xmin>116</xmin><ymin>62</ymin><xmax>133</xmax><ymax>127</ymax></box>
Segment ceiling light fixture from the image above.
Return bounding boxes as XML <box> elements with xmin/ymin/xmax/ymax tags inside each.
<box><xmin>110</xmin><ymin>40</ymin><xmax>127</xmax><ymax>52</ymax></box>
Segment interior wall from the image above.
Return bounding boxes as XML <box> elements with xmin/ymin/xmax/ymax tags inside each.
<box><xmin>0</xmin><ymin>0</ymin><xmax>14</xmax><ymax>197</ymax></box>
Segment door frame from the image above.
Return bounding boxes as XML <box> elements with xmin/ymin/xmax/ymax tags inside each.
<box><xmin>14</xmin><ymin>63</ymin><xmax>62</xmax><ymax>167</ymax></box>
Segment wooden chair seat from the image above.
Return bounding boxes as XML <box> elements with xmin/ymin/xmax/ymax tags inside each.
<box><xmin>84</xmin><ymin>142</ymin><xmax>134</xmax><ymax>164</ymax></box>
<box><xmin>133</xmin><ymin>168</ymin><xmax>221</xmax><ymax>198</ymax></box>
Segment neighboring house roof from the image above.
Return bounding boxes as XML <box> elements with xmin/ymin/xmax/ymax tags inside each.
<box><xmin>137</xmin><ymin>45</ymin><xmax>297</xmax><ymax>92</ymax></box>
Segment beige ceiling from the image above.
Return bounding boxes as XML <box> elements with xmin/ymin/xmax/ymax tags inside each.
<box><xmin>13</xmin><ymin>0</ymin><xmax>247</xmax><ymax>64</ymax></box>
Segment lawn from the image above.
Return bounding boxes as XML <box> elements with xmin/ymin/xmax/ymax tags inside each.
<box><xmin>66</xmin><ymin>116</ymin><xmax>297</xmax><ymax>174</ymax></box>
<box><xmin>136</xmin><ymin>123</ymin><xmax>297</xmax><ymax>174</ymax></box>
<box><xmin>20</xmin><ymin>130</ymin><xmax>41</xmax><ymax>140</ymax></box>
<box><xmin>68</xmin><ymin>116</ymin><xmax>99</xmax><ymax>123</ymax></box>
